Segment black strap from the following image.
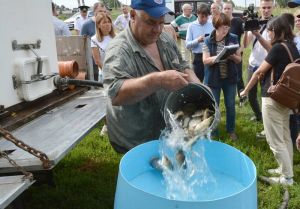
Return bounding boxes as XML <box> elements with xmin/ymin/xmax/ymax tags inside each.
<box><xmin>252</xmin><ymin>23</ymin><xmax>267</xmax><ymax>48</ymax></box>
<box><xmin>270</xmin><ymin>42</ymin><xmax>293</xmax><ymax>84</ymax></box>
<box><xmin>91</xmin><ymin>39</ymin><xmax>105</xmax><ymax>53</ymax></box>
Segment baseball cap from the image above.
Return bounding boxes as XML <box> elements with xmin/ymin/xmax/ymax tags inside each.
<box><xmin>288</xmin><ymin>0</ymin><xmax>300</xmax><ymax>8</ymax></box>
<box><xmin>79</xmin><ymin>5</ymin><xmax>90</xmax><ymax>12</ymax></box>
<box><xmin>131</xmin><ymin>0</ymin><xmax>173</xmax><ymax>18</ymax></box>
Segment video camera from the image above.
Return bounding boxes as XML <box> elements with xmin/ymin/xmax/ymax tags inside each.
<box><xmin>243</xmin><ymin>4</ymin><xmax>268</xmax><ymax>31</ymax></box>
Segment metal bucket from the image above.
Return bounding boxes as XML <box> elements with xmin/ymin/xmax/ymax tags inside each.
<box><xmin>114</xmin><ymin>140</ymin><xmax>257</xmax><ymax>209</ymax></box>
<box><xmin>163</xmin><ymin>83</ymin><xmax>220</xmax><ymax>133</ymax></box>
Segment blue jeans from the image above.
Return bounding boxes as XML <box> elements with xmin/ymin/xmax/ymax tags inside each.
<box><xmin>248</xmin><ymin>65</ymin><xmax>262</xmax><ymax>121</ymax></box>
<box><xmin>192</xmin><ymin>53</ymin><xmax>204</xmax><ymax>82</ymax></box>
<box><xmin>236</xmin><ymin>61</ymin><xmax>245</xmax><ymax>97</ymax></box>
<box><xmin>211</xmin><ymin>79</ymin><xmax>237</xmax><ymax>133</ymax></box>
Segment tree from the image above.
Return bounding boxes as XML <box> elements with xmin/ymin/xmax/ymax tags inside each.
<box><xmin>276</xmin><ymin>0</ymin><xmax>288</xmax><ymax>7</ymax></box>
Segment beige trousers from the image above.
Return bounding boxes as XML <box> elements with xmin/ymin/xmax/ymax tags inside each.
<box><xmin>179</xmin><ymin>39</ymin><xmax>192</xmax><ymax>64</ymax></box>
<box><xmin>262</xmin><ymin>97</ymin><xmax>293</xmax><ymax>178</ymax></box>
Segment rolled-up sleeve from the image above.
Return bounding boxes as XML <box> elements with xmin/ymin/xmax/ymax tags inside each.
<box><xmin>103</xmin><ymin>47</ymin><xmax>134</xmax><ymax>99</ymax></box>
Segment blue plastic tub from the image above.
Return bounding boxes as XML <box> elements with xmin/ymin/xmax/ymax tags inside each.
<box><xmin>114</xmin><ymin>140</ymin><xmax>257</xmax><ymax>209</ymax></box>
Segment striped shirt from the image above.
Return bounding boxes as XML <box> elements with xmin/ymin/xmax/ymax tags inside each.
<box><xmin>171</xmin><ymin>14</ymin><xmax>197</xmax><ymax>39</ymax></box>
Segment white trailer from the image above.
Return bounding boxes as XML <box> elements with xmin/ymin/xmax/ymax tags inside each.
<box><xmin>0</xmin><ymin>0</ymin><xmax>106</xmax><ymax>208</ymax></box>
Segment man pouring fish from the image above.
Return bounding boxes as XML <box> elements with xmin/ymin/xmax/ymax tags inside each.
<box><xmin>102</xmin><ymin>0</ymin><xmax>221</xmax><ymax>173</ymax></box>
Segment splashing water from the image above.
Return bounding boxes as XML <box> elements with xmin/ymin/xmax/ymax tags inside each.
<box><xmin>158</xmin><ymin>109</ymin><xmax>217</xmax><ymax>201</ymax></box>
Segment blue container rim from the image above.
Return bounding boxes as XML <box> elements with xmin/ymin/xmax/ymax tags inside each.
<box><xmin>118</xmin><ymin>139</ymin><xmax>257</xmax><ymax>203</ymax></box>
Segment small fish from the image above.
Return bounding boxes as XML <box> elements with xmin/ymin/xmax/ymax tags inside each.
<box><xmin>185</xmin><ymin>136</ymin><xmax>199</xmax><ymax>148</ymax></box>
<box><xmin>175</xmin><ymin>149</ymin><xmax>187</xmax><ymax>169</ymax></box>
<box><xmin>193</xmin><ymin>116</ymin><xmax>213</xmax><ymax>136</ymax></box>
<box><xmin>174</xmin><ymin>110</ymin><xmax>184</xmax><ymax>120</ymax></box>
<box><xmin>203</xmin><ymin>108</ymin><xmax>214</xmax><ymax>120</ymax></box>
<box><xmin>184</xmin><ymin>116</ymin><xmax>214</xmax><ymax>148</ymax></box>
<box><xmin>182</xmin><ymin>116</ymin><xmax>191</xmax><ymax>129</ymax></box>
<box><xmin>161</xmin><ymin>155</ymin><xmax>174</xmax><ymax>170</ymax></box>
<box><xmin>192</xmin><ymin>110</ymin><xmax>204</xmax><ymax>118</ymax></box>
<box><xmin>150</xmin><ymin>156</ymin><xmax>173</xmax><ymax>171</ymax></box>
<box><xmin>150</xmin><ymin>157</ymin><xmax>162</xmax><ymax>171</ymax></box>
<box><xmin>188</xmin><ymin>117</ymin><xmax>201</xmax><ymax>131</ymax></box>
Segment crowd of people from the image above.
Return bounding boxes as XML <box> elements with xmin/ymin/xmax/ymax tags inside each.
<box><xmin>52</xmin><ymin>0</ymin><xmax>300</xmax><ymax>186</ymax></box>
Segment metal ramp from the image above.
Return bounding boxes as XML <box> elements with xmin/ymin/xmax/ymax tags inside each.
<box><xmin>0</xmin><ymin>89</ymin><xmax>107</xmax><ymax>173</ymax></box>
<box><xmin>0</xmin><ymin>175</ymin><xmax>34</xmax><ymax>209</ymax></box>
<box><xmin>0</xmin><ymin>89</ymin><xmax>107</xmax><ymax>208</ymax></box>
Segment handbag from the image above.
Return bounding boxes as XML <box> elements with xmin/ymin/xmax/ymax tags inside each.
<box><xmin>267</xmin><ymin>43</ymin><xmax>300</xmax><ymax>113</ymax></box>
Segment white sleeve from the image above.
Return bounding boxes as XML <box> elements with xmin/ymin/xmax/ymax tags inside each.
<box><xmin>170</xmin><ymin>20</ymin><xmax>178</xmax><ymax>28</ymax></box>
<box><xmin>74</xmin><ymin>19</ymin><xmax>80</xmax><ymax>30</ymax></box>
<box><xmin>91</xmin><ymin>36</ymin><xmax>97</xmax><ymax>48</ymax></box>
<box><xmin>114</xmin><ymin>15</ymin><xmax>121</xmax><ymax>27</ymax></box>
<box><xmin>62</xmin><ymin>24</ymin><xmax>71</xmax><ymax>36</ymax></box>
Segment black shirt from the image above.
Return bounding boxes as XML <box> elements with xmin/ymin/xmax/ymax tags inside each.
<box><xmin>262</xmin><ymin>41</ymin><xmax>300</xmax><ymax>97</ymax></box>
<box><xmin>230</xmin><ymin>17</ymin><xmax>244</xmax><ymax>44</ymax></box>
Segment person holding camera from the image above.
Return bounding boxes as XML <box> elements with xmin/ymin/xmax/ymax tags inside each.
<box><xmin>223</xmin><ymin>2</ymin><xmax>245</xmax><ymax>107</ymax></box>
<box><xmin>243</xmin><ymin>0</ymin><xmax>274</xmax><ymax>139</ymax></box>
<box><xmin>241</xmin><ymin>15</ymin><xmax>300</xmax><ymax>185</ymax></box>
<box><xmin>186</xmin><ymin>4</ymin><xmax>214</xmax><ymax>82</ymax></box>
<box><xmin>288</xmin><ymin>0</ymin><xmax>300</xmax><ymax>155</ymax></box>
<box><xmin>203</xmin><ymin>13</ymin><xmax>241</xmax><ymax>140</ymax></box>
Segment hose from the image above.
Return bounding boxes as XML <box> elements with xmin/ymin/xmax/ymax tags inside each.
<box><xmin>67</xmin><ymin>78</ymin><xmax>103</xmax><ymax>87</ymax></box>
<box><xmin>53</xmin><ymin>76</ymin><xmax>103</xmax><ymax>88</ymax></box>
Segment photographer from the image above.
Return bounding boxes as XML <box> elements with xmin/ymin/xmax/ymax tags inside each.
<box><xmin>223</xmin><ymin>2</ymin><xmax>245</xmax><ymax>106</ymax></box>
<box><xmin>243</xmin><ymin>0</ymin><xmax>274</xmax><ymax>138</ymax></box>
<box><xmin>241</xmin><ymin>15</ymin><xmax>300</xmax><ymax>185</ymax></box>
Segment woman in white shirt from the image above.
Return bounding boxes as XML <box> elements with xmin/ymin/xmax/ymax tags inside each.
<box><xmin>91</xmin><ymin>13</ymin><xmax>115</xmax><ymax>82</ymax></box>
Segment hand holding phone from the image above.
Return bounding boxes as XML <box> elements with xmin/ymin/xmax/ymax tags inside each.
<box><xmin>199</xmin><ymin>34</ymin><xmax>210</xmax><ymax>42</ymax></box>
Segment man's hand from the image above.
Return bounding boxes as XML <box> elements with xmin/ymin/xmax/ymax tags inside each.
<box><xmin>159</xmin><ymin>70</ymin><xmax>189</xmax><ymax>91</ymax></box>
<box><xmin>197</xmin><ymin>35</ymin><xmax>206</xmax><ymax>43</ymax></box>
<box><xmin>251</xmin><ymin>30</ymin><xmax>260</xmax><ymax>38</ymax></box>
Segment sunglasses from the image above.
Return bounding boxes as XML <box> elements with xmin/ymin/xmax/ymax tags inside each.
<box><xmin>261</xmin><ymin>6</ymin><xmax>272</xmax><ymax>9</ymax></box>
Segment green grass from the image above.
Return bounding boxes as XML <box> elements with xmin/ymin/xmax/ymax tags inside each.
<box><xmin>21</xmin><ymin>7</ymin><xmax>300</xmax><ymax>209</ymax></box>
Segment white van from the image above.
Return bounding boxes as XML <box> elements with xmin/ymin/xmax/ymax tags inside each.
<box><xmin>165</xmin><ymin>0</ymin><xmax>213</xmax><ymax>23</ymax></box>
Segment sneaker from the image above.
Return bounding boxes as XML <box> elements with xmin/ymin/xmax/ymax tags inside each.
<box><xmin>256</xmin><ymin>130</ymin><xmax>266</xmax><ymax>139</ymax></box>
<box><xmin>267</xmin><ymin>167</ymin><xmax>282</xmax><ymax>175</ymax></box>
<box><xmin>269</xmin><ymin>176</ymin><xmax>294</xmax><ymax>186</ymax></box>
<box><xmin>100</xmin><ymin>124</ymin><xmax>108</xmax><ymax>136</ymax></box>
<box><xmin>229</xmin><ymin>132</ymin><xmax>238</xmax><ymax>140</ymax></box>
<box><xmin>250</xmin><ymin>115</ymin><xmax>262</xmax><ymax>122</ymax></box>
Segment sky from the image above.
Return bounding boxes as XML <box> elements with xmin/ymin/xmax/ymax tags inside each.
<box><xmin>53</xmin><ymin>0</ymin><xmax>100</xmax><ymax>9</ymax></box>
<box><xmin>53</xmin><ymin>0</ymin><xmax>259</xmax><ymax>9</ymax></box>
